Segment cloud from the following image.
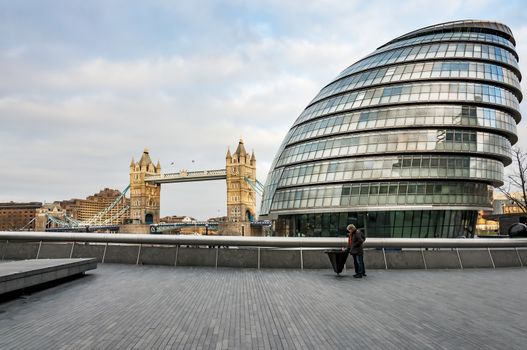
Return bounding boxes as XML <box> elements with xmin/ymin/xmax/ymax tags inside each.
<box><xmin>0</xmin><ymin>0</ymin><xmax>526</xmax><ymax>219</ymax></box>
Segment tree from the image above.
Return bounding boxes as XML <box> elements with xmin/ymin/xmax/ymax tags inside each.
<box><xmin>498</xmin><ymin>147</ymin><xmax>527</xmax><ymax>212</ymax></box>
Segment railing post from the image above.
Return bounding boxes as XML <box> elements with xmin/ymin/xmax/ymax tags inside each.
<box><xmin>136</xmin><ymin>244</ymin><xmax>142</xmax><ymax>265</ymax></box>
<box><xmin>300</xmin><ymin>247</ymin><xmax>304</xmax><ymax>270</ymax></box>
<box><xmin>515</xmin><ymin>247</ymin><xmax>523</xmax><ymax>267</ymax></box>
<box><xmin>69</xmin><ymin>242</ymin><xmax>75</xmax><ymax>258</ymax></box>
<box><xmin>456</xmin><ymin>248</ymin><xmax>463</xmax><ymax>269</ymax></box>
<box><xmin>421</xmin><ymin>248</ymin><xmax>428</xmax><ymax>270</ymax></box>
<box><xmin>488</xmin><ymin>248</ymin><xmax>496</xmax><ymax>269</ymax></box>
<box><xmin>36</xmin><ymin>240</ymin><xmax>42</xmax><ymax>259</ymax></box>
<box><xmin>382</xmin><ymin>248</ymin><xmax>388</xmax><ymax>269</ymax></box>
<box><xmin>174</xmin><ymin>245</ymin><xmax>179</xmax><ymax>267</ymax></box>
<box><xmin>258</xmin><ymin>247</ymin><xmax>260</xmax><ymax>270</ymax></box>
<box><xmin>102</xmin><ymin>243</ymin><xmax>108</xmax><ymax>264</ymax></box>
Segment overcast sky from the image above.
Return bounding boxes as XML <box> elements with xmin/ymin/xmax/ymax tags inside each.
<box><xmin>1</xmin><ymin>0</ymin><xmax>526</xmax><ymax>220</ymax></box>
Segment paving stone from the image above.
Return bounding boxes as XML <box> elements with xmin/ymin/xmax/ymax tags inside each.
<box><xmin>0</xmin><ymin>265</ymin><xmax>526</xmax><ymax>349</ymax></box>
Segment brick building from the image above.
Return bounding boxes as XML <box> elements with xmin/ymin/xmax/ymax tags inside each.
<box><xmin>57</xmin><ymin>188</ymin><xmax>130</xmax><ymax>225</ymax></box>
<box><xmin>0</xmin><ymin>202</ymin><xmax>42</xmax><ymax>231</ymax></box>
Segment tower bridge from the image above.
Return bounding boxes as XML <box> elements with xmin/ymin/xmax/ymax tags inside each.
<box><xmin>42</xmin><ymin>139</ymin><xmax>263</xmax><ymax>235</ymax></box>
<box><xmin>128</xmin><ymin>139</ymin><xmax>259</xmax><ymax>234</ymax></box>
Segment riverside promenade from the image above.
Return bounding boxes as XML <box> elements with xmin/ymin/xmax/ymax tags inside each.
<box><xmin>0</xmin><ymin>264</ymin><xmax>526</xmax><ymax>350</ymax></box>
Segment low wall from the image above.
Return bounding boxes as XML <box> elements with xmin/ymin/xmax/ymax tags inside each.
<box><xmin>119</xmin><ymin>224</ymin><xmax>151</xmax><ymax>234</ymax></box>
<box><xmin>1</xmin><ymin>240</ymin><xmax>525</xmax><ymax>270</ymax></box>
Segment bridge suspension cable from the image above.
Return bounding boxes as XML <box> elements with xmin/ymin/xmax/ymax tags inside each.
<box><xmin>243</xmin><ymin>177</ymin><xmax>264</xmax><ymax>196</ymax></box>
<box><xmin>101</xmin><ymin>205</ymin><xmax>130</xmax><ymax>225</ymax></box>
<box><xmin>45</xmin><ymin>184</ymin><xmax>131</xmax><ymax>231</ymax></box>
<box><xmin>45</xmin><ymin>213</ymin><xmax>71</xmax><ymax>227</ymax></box>
<box><xmin>86</xmin><ymin>185</ymin><xmax>130</xmax><ymax>225</ymax></box>
<box><xmin>19</xmin><ymin>217</ymin><xmax>36</xmax><ymax>231</ymax></box>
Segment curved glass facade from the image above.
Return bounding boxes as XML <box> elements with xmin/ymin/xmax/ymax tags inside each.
<box><xmin>261</xmin><ymin>20</ymin><xmax>522</xmax><ymax>238</ymax></box>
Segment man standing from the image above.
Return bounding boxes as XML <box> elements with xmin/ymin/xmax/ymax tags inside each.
<box><xmin>347</xmin><ymin>224</ymin><xmax>366</xmax><ymax>278</ymax></box>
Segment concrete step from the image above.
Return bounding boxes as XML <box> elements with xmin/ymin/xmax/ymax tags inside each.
<box><xmin>0</xmin><ymin>258</ymin><xmax>97</xmax><ymax>295</ymax></box>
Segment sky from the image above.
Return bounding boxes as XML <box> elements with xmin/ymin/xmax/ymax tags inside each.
<box><xmin>1</xmin><ymin>0</ymin><xmax>527</xmax><ymax>220</ymax></box>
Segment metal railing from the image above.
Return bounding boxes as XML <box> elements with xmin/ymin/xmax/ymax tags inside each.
<box><xmin>2</xmin><ymin>231</ymin><xmax>527</xmax><ymax>249</ymax></box>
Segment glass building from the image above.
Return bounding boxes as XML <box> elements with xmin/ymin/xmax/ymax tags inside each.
<box><xmin>260</xmin><ymin>20</ymin><xmax>522</xmax><ymax>238</ymax></box>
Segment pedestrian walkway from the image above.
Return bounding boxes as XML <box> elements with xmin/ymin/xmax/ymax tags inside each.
<box><xmin>0</xmin><ymin>265</ymin><xmax>526</xmax><ymax>349</ymax></box>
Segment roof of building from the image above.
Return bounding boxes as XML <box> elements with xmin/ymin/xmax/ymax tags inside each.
<box><xmin>234</xmin><ymin>139</ymin><xmax>246</xmax><ymax>157</ymax></box>
<box><xmin>381</xmin><ymin>20</ymin><xmax>515</xmax><ymax>48</ymax></box>
<box><xmin>139</xmin><ymin>148</ymin><xmax>154</xmax><ymax>167</ymax></box>
<box><xmin>0</xmin><ymin>202</ymin><xmax>42</xmax><ymax>209</ymax></box>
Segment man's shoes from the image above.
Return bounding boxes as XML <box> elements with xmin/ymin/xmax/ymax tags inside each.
<box><xmin>362</xmin><ymin>273</ymin><xmax>367</xmax><ymax>277</ymax></box>
<box><xmin>353</xmin><ymin>274</ymin><xmax>362</xmax><ymax>278</ymax></box>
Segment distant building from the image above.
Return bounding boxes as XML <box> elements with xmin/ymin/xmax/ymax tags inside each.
<box><xmin>158</xmin><ymin>215</ymin><xmax>213</xmax><ymax>235</ymax></box>
<box><xmin>160</xmin><ymin>215</ymin><xmax>195</xmax><ymax>224</ymax></box>
<box><xmin>57</xmin><ymin>188</ymin><xmax>130</xmax><ymax>224</ymax></box>
<box><xmin>476</xmin><ymin>210</ymin><xmax>499</xmax><ymax>235</ymax></box>
<box><xmin>0</xmin><ymin>202</ymin><xmax>42</xmax><ymax>231</ymax></box>
<box><xmin>35</xmin><ymin>202</ymin><xmax>67</xmax><ymax>231</ymax></box>
<box><xmin>493</xmin><ymin>191</ymin><xmax>526</xmax><ymax>214</ymax></box>
<box><xmin>207</xmin><ymin>216</ymin><xmax>228</xmax><ymax>223</ymax></box>
<box><xmin>477</xmin><ymin>191</ymin><xmax>527</xmax><ymax>235</ymax></box>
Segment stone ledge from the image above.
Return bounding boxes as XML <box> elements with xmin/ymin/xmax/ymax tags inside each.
<box><xmin>0</xmin><ymin>258</ymin><xmax>97</xmax><ymax>295</ymax></box>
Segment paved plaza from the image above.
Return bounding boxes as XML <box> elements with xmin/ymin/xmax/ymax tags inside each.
<box><xmin>0</xmin><ymin>264</ymin><xmax>526</xmax><ymax>349</ymax></box>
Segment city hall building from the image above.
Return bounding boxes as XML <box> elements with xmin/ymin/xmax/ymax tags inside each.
<box><xmin>260</xmin><ymin>21</ymin><xmax>522</xmax><ymax>238</ymax></box>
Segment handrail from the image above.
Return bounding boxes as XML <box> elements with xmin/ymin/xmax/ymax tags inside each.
<box><xmin>2</xmin><ymin>232</ymin><xmax>527</xmax><ymax>248</ymax></box>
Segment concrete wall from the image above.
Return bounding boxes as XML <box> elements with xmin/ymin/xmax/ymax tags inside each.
<box><xmin>1</xmin><ymin>241</ymin><xmax>526</xmax><ymax>270</ymax></box>
<box><xmin>362</xmin><ymin>249</ymin><xmax>387</xmax><ymax>270</ymax></box>
<box><xmin>139</xmin><ymin>245</ymin><xmax>177</xmax><ymax>266</ymax></box>
<box><xmin>3</xmin><ymin>241</ymin><xmax>40</xmax><ymax>260</ymax></box>
<box><xmin>459</xmin><ymin>249</ymin><xmax>495</xmax><ymax>268</ymax></box>
<box><xmin>176</xmin><ymin>247</ymin><xmax>216</xmax><ymax>267</ymax></box>
<box><xmin>490</xmin><ymin>249</ymin><xmax>522</xmax><ymax>267</ymax></box>
<box><xmin>119</xmin><ymin>224</ymin><xmax>151</xmax><ymax>234</ymax></box>
<box><xmin>71</xmin><ymin>243</ymin><xmax>106</xmax><ymax>263</ymax></box>
<box><xmin>38</xmin><ymin>242</ymin><xmax>73</xmax><ymax>259</ymax></box>
<box><xmin>0</xmin><ymin>240</ymin><xmax>7</xmax><ymax>260</ymax></box>
<box><xmin>218</xmin><ymin>248</ymin><xmax>258</xmax><ymax>268</ymax></box>
<box><xmin>104</xmin><ymin>244</ymin><xmax>140</xmax><ymax>264</ymax></box>
<box><xmin>218</xmin><ymin>222</ymin><xmax>258</xmax><ymax>236</ymax></box>
<box><xmin>385</xmin><ymin>250</ymin><xmax>426</xmax><ymax>269</ymax></box>
<box><xmin>422</xmin><ymin>250</ymin><xmax>461</xmax><ymax>269</ymax></box>
<box><xmin>260</xmin><ymin>249</ymin><xmax>301</xmax><ymax>268</ymax></box>
<box><xmin>303</xmin><ymin>250</ymin><xmax>332</xmax><ymax>269</ymax></box>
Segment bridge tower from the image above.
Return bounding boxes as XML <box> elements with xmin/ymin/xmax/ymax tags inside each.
<box><xmin>129</xmin><ymin>149</ymin><xmax>161</xmax><ymax>224</ymax></box>
<box><xmin>226</xmin><ymin>139</ymin><xmax>256</xmax><ymax>224</ymax></box>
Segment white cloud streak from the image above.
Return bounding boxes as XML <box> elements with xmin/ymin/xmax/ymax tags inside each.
<box><xmin>0</xmin><ymin>0</ymin><xmax>526</xmax><ymax>218</ymax></box>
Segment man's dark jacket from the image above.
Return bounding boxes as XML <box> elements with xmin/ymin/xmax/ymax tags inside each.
<box><xmin>349</xmin><ymin>229</ymin><xmax>365</xmax><ymax>255</ymax></box>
